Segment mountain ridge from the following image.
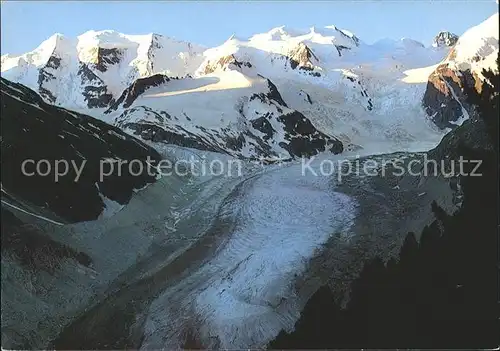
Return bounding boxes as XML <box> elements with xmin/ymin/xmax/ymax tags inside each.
<box><xmin>2</xmin><ymin>24</ymin><xmax>448</xmax><ymax>110</ymax></box>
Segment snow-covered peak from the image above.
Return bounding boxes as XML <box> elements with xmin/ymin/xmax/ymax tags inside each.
<box><xmin>250</xmin><ymin>26</ymin><xmax>302</xmax><ymax>41</ymax></box>
<box><xmin>400</xmin><ymin>38</ymin><xmax>425</xmax><ymax>49</ymax></box>
<box><xmin>75</xmin><ymin>30</ymin><xmax>204</xmax><ymax>68</ymax></box>
<box><xmin>247</xmin><ymin>24</ymin><xmax>360</xmax><ymax>46</ymax></box>
<box><xmin>1</xmin><ymin>30</ymin><xmax>206</xmax><ymax>108</ymax></box>
<box><xmin>0</xmin><ymin>20</ymin><xmax>463</xmax><ymax>111</ymax></box>
<box><xmin>372</xmin><ymin>37</ymin><xmax>425</xmax><ymax>50</ymax></box>
<box><xmin>313</xmin><ymin>25</ymin><xmax>360</xmax><ymax>46</ymax></box>
<box><xmin>77</xmin><ymin>30</ymin><xmax>143</xmax><ymax>49</ymax></box>
<box><xmin>76</xmin><ymin>30</ymin><xmax>166</xmax><ymax>47</ymax></box>
<box><xmin>198</xmin><ymin>22</ymin><xmax>450</xmax><ymax>82</ymax></box>
<box><xmin>249</xmin><ymin>24</ymin><xmax>360</xmax><ymax>48</ymax></box>
<box><xmin>196</xmin><ymin>24</ymin><xmax>365</xmax><ymax>79</ymax></box>
<box><xmin>1</xmin><ymin>33</ymin><xmax>75</xmax><ymax>71</ymax></box>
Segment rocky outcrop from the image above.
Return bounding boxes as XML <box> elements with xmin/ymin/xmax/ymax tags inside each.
<box><xmin>287</xmin><ymin>43</ymin><xmax>319</xmax><ymax>71</ymax></box>
<box><xmin>37</xmin><ymin>55</ymin><xmax>62</xmax><ymax>104</ymax></box>
<box><xmin>121</xmin><ymin>118</ymin><xmax>225</xmax><ymax>154</ymax></box>
<box><xmin>335</xmin><ymin>45</ymin><xmax>351</xmax><ymax>57</ymax></box>
<box><xmin>423</xmin><ymin>15</ymin><xmax>498</xmax><ymax>130</ymax></box>
<box><xmin>335</xmin><ymin>26</ymin><xmax>360</xmax><ymax>47</ymax></box>
<box><xmin>35</xmin><ymin>48</ymin><xmax>122</xmax><ymax>107</ymax></box>
<box><xmin>78</xmin><ymin>63</ymin><xmax>115</xmax><ymax>108</ymax></box>
<box><xmin>1</xmin><ymin>78</ymin><xmax>162</xmax><ymax>223</ymax></box>
<box><xmin>254</xmin><ymin>75</ymin><xmax>288</xmax><ymax>107</ymax></box>
<box><xmin>422</xmin><ymin>63</ymin><xmax>480</xmax><ymax>129</ymax></box>
<box><xmin>427</xmin><ymin>65</ymin><xmax>498</xmax><ymax>166</ymax></box>
<box><xmin>106</xmin><ymin>74</ymin><xmax>172</xmax><ymax>112</ymax></box>
<box><xmin>277</xmin><ymin>111</ymin><xmax>344</xmax><ymax>156</ymax></box>
<box><xmin>251</xmin><ymin>116</ymin><xmax>275</xmax><ymax>141</ymax></box>
<box><xmin>94</xmin><ymin>47</ymin><xmax>124</xmax><ymax>72</ymax></box>
<box><xmin>299</xmin><ymin>90</ymin><xmax>313</xmax><ymax>104</ymax></box>
<box><xmin>344</xmin><ymin>74</ymin><xmax>374</xmax><ymax>111</ymax></box>
<box><xmin>202</xmin><ymin>54</ymin><xmax>253</xmax><ymax>75</ymax></box>
<box><xmin>118</xmin><ymin>106</ymin><xmax>343</xmax><ymax>159</ymax></box>
<box><xmin>145</xmin><ymin>34</ymin><xmax>163</xmax><ymax>73</ymax></box>
<box><xmin>247</xmin><ymin>79</ymin><xmax>343</xmax><ymax>156</ymax></box>
<box><xmin>432</xmin><ymin>31</ymin><xmax>459</xmax><ymax>48</ymax></box>
<box><xmin>37</xmin><ymin>49</ymin><xmax>118</xmax><ymax>108</ymax></box>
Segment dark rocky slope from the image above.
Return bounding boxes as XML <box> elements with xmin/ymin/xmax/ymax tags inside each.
<box><xmin>1</xmin><ymin>78</ymin><xmax>162</xmax><ymax>223</ymax></box>
<box><xmin>270</xmin><ymin>62</ymin><xmax>499</xmax><ymax>349</ymax></box>
<box><xmin>106</xmin><ymin>73</ymin><xmax>173</xmax><ymax>112</ymax></box>
<box><xmin>1</xmin><ymin>207</ymin><xmax>92</xmax><ymax>274</ymax></box>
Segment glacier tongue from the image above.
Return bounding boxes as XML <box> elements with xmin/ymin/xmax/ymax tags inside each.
<box><xmin>140</xmin><ymin>157</ymin><xmax>357</xmax><ymax>349</ymax></box>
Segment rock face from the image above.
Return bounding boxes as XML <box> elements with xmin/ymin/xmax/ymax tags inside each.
<box><xmin>1</xmin><ymin>78</ymin><xmax>162</xmax><ymax>223</ymax></box>
<box><xmin>344</xmin><ymin>74</ymin><xmax>374</xmax><ymax>111</ymax></box>
<box><xmin>106</xmin><ymin>74</ymin><xmax>172</xmax><ymax>111</ymax></box>
<box><xmin>94</xmin><ymin>47</ymin><xmax>124</xmax><ymax>72</ymax></box>
<box><xmin>422</xmin><ymin>63</ymin><xmax>476</xmax><ymax>129</ymax></box>
<box><xmin>78</xmin><ymin>63</ymin><xmax>115</xmax><ymax>108</ymax></box>
<box><xmin>196</xmin><ymin>24</ymin><xmax>366</xmax><ymax>79</ymax></box>
<box><xmin>287</xmin><ymin>43</ymin><xmax>318</xmax><ymax>71</ymax></box>
<box><xmin>38</xmin><ymin>55</ymin><xmax>63</xmax><ymax>102</ymax></box>
<box><xmin>423</xmin><ymin>14</ymin><xmax>498</xmax><ymax>129</ymax></box>
<box><xmin>432</xmin><ymin>31</ymin><xmax>459</xmax><ymax>48</ymax></box>
<box><xmin>422</xmin><ymin>53</ymin><xmax>498</xmax><ymax>129</ymax></box>
<box><xmin>201</xmin><ymin>54</ymin><xmax>253</xmax><ymax>75</ymax></box>
<box><xmin>257</xmin><ymin>76</ymin><xmax>289</xmax><ymax>107</ymax></box>
<box><xmin>111</xmin><ymin>74</ymin><xmax>343</xmax><ymax>159</ymax></box>
<box><xmin>277</xmin><ymin>111</ymin><xmax>344</xmax><ymax>156</ymax></box>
